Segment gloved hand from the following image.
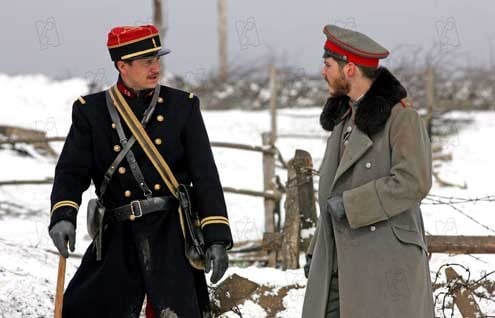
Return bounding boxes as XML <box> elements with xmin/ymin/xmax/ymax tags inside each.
<box><xmin>49</xmin><ymin>220</ymin><xmax>76</xmax><ymax>258</ymax></box>
<box><xmin>205</xmin><ymin>243</ymin><xmax>229</xmax><ymax>284</ymax></box>
<box><xmin>304</xmin><ymin>254</ymin><xmax>312</xmax><ymax>278</ymax></box>
<box><xmin>327</xmin><ymin>194</ymin><xmax>346</xmax><ymax>221</ymax></box>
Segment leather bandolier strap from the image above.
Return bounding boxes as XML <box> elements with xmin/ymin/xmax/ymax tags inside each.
<box><xmin>91</xmin><ymin>85</ymin><xmax>160</xmax><ymax>260</ymax></box>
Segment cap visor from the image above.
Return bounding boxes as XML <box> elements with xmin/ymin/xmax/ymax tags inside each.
<box><xmin>125</xmin><ymin>48</ymin><xmax>171</xmax><ymax>61</ymax></box>
<box><xmin>156</xmin><ymin>48</ymin><xmax>171</xmax><ymax>57</ymax></box>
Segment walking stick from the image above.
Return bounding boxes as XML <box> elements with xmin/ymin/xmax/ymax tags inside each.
<box><xmin>54</xmin><ymin>255</ymin><xmax>67</xmax><ymax>318</ymax></box>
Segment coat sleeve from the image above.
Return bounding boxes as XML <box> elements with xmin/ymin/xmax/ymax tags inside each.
<box><xmin>342</xmin><ymin>108</ymin><xmax>432</xmax><ymax>229</ymax></box>
<box><xmin>49</xmin><ymin>99</ymin><xmax>93</xmax><ymax>230</ymax></box>
<box><xmin>183</xmin><ymin>96</ymin><xmax>233</xmax><ymax>248</ymax></box>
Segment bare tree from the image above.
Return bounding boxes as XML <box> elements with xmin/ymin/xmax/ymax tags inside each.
<box><xmin>218</xmin><ymin>0</ymin><xmax>228</xmax><ymax>81</ymax></box>
<box><xmin>153</xmin><ymin>0</ymin><xmax>168</xmax><ymax>81</ymax></box>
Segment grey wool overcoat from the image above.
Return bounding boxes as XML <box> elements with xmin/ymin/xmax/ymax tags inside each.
<box><xmin>302</xmin><ymin>68</ymin><xmax>434</xmax><ymax>318</ymax></box>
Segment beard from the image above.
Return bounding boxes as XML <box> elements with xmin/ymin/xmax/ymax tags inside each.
<box><xmin>327</xmin><ymin>70</ymin><xmax>350</xmax><ymax>97</ymax></box>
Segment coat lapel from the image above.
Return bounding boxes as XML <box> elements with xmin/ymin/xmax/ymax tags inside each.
<box><xmin>330</xmin><ymin>127</ymin><xmax>373</xmax><ymax>192</ymax></box>
<box><xmin>318</xmin><ymin>123</ymin><xmax>343</xmax><ymax>202</ymax></box>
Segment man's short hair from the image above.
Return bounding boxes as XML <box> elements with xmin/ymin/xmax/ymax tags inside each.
<box><xmin>334</xmin><ymin>57</ymin><xmax>378</xmax><ymax>80</ymax></box>
<box><xmin>114</xmin><ymin>60</ymin><xmax>133</xmax><ymax>72</ymax></box>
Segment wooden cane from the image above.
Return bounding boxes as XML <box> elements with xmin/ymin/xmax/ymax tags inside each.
<box><xmin>54</xmin><ymin>255</ymin><xmax>66</xmax><ymax>318</ymax></box>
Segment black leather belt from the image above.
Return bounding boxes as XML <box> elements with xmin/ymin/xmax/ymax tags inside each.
<box><xmin>106</xmin><ymin>196</ymin><xmax>178</xmax><ymax>223</ymax></box>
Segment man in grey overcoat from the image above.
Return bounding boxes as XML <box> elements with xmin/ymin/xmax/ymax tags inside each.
<box><xmin>302</xmin><ymin>25</ymin><xmax>434</xmax><ymax>318</ymax></box>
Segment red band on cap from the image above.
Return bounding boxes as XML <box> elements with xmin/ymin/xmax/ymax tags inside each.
<box><xmin>107</xmin><ymin>25</ymin><xmax>159</xmax><ymax>48</ymax></box>
<box><xmin>324</xmin><ymin>40</ymin><xmax>379</xmax><ymax>68</ymax></box>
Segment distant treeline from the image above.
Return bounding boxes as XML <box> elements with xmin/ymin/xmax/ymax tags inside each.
<box><xmin>88</xmin><ymin>45</ymin><xmax>495</xmax><ymax>111</ymax></box>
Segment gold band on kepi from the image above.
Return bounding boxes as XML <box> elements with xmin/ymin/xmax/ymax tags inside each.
<box><xmin>107</xmin><ymin>25</ymin><xmax>171</xmax><ymax>61</ymax></box>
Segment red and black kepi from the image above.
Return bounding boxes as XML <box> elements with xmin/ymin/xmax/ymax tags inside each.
<box><xmin>323</xmin><ymin>24</ymin><xmax>389</xmax><ymax>68</ymax></box>
<box><xmin>107</xmin><ymin>25</ymin><xmax>171</xmax><ymax>61</ymax></box>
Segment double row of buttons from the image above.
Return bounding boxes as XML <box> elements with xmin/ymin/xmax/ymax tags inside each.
<box><xmin>123</xmin><ymin>183</ymin><xmax>162</xmax><ymax>198</ymax></box>
<box><xmin>109</xmin><ymin>113</ymin><xmax>166</xmax><ymax>199</ymax></box>
<box><xmin>112</xmin><ymin>114</ymin><xmax>166</xmax><ymax>152</ymax></box>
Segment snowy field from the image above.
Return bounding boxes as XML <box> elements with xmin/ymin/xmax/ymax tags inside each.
<box><xmin>0</xmin><ymin>74</ymin><xmax>494</xmax><ymax>317</ymax></box>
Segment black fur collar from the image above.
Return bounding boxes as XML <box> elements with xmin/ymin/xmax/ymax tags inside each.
<box><xmin>320</xmin><ymin>67</ymin><xmax>407</xmax><ymax>136</ymax></box>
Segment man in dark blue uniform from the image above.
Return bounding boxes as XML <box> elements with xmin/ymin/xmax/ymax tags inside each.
<box><xmin>48</xmin><ymin>25</ymin><xmax>233</xmax><ymax>318</ymax></box>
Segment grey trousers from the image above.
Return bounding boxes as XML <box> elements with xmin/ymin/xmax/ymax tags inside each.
<box><xmin>325</xmin><ymin>271</ymin><xmax>340</xmax><ymax>318</ymax></box>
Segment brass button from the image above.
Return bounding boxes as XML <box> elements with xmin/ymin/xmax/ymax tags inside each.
<box><xmin>370</xmin><ymin>225</ymin><xmax>376</xmax><ymax>232</ymax></box>
<box><xmin>365</xmin><ymin>162</ymin><xmax>372</xmax><ymax>169</ymax></box>
<box><xmin>113</xmin><ymin>145</ymin><xmax>121</xmax><ymax>152</ymax></box>
<box><xmin>154</xmin><ymin>183</ymin><xmax>161</xmax><ymax>191</ymax></box>
<box><xmin>111</xmin><ymin>123</ymin><xmax>116</xmax><ymax>129</ymax></box>
<box><xmin>124</xmin><ymin>190</ymin><xmax>132</xmax><ymax>198</ymax></box>
<box><xmin>118</xmin><ymin>167</ymin><xmax>126</xmax><ymax>174</ymax></box>
<box><xmin>154</xmin><ymin>138</ymin><xmax>162</xmax><ymax>145</ymax></box>
<box><xmin>157</xmin><ymin>115</ymin><xmax>164</xmax><ymax>122</ymax></box>
<box><xmin>158</xmin><ymin>97</ymin><xmax>164</xmax><ymax>103</ymax></box>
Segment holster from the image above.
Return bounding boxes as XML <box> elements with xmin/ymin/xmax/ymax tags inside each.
<box><xmin>87</xmin><ymin>198</ymin><xmax>106</xmax><ymax>260</ymax></box>
<box><xmin>177</xmin><ymin>184</ymin><xmax>206</xmax><ymax>269</ymax></box>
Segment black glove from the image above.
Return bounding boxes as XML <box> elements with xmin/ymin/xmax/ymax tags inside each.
<box><xmin>205</xmin><ymin>243</ymin><xmax>229</xmax><ymax>284</ymax></box>
<box><xmin>304</xmin><ymin>254</ymin><xmax>312</xmax><ymax>278</ymax></box>
<box><xmin>49</xmin><ymin>220</ymin><xmax>76</xmax><ymax>258</ymax></box>
<box><xmin>327</xmin><ymin>194</ymin><xmax>346</xmax><ymax>220</ymax></box>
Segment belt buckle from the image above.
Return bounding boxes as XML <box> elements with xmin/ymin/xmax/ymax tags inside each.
<box><xmin>129</xmin><ymin>200</ymin><xmax>143</xmax><ymax>221</ymax></box>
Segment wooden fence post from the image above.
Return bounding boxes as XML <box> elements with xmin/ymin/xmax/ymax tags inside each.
<box><xmin>293</xmin><ymin>150</ymin><xmax>317</xmax><ymax>251</ymax></box>
<box><xmin>281</xmin><ymin>150</ymin><xmax>317</xmax><ymax>269</ymax></box>
<box><xmin>425</xmin><ymin>65</ymin><xmax>435</xmax><ymax>138</ymax></box>
<box><xmin>445</xmin><ymin>267</ymin><xmax>483</xmax><ymax>318</ymax></box>
<box><xmin>262</xmin><ymin>132</ymin><xmax>277</xmax><ymax>266</ymax></box>
<box><xmin>217</xmin><ymin>0</ymin><xmax>228</xmax><ymax>81</ymax></box>
<box><xmin>282</xmin><ymin>156</ymin><xmax>300</xmax><ymax>269</ymax></box>
<box><xmin>269</xmin><ymin>65</ymin><xmax>277</xmax><ymax>144</ymax></box>
<box><xmin>153</xmin><ymin>0</ymin><xmax>167</xmax><ymax>80</ymax></box>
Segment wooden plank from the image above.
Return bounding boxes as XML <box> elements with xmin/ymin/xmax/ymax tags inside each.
<box><xmin>427</xmin><ymin>235</ymin><xmax>495</xmax><ymax>254</ymax></box>
<box><xmin>222</xmin><ymin>187</ymin><xmax>280</xmax><ymax>200</ymax></box>
<box><xmin>211</xmin><ymin>141</ymin><xmax>276</xmax><ymax>154</ymax></box>
<box><xmin>0</xmin><ymin>178</ymin><xmax>54</xmax><ymax>186</ymax></box>
<box><xmin>212</xmin><ymin>274</ymin><xmax>260</xmax><ymax>314</ymax></box>
<box><xmin>0</xmin><ymin>137</ymin><xmax>65</xmax><ymax>145</ymax></box>
<box><xmin>232</xmin><ymin>235</ymin><xmax>495</xmax><ymax>255</ymax></box>
<box><xmin>0</xmin><ymin>125</ymin><xmax>58</xmax><ymax>157</ymax></box>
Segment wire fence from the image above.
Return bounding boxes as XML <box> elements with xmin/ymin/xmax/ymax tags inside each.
<box><xmin>433</xmin><ymin>263</ymin><xmax>495</xmax><ymax>318</ymax></box>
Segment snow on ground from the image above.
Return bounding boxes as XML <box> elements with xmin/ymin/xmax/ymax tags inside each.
<box><xmin>0</xmin><ymin>74</ymin><xmax>494</xmax><ymax>317</ymax></box>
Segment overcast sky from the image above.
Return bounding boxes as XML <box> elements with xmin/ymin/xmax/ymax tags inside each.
<box><xmin>2</xmin><ymin>0</ymin><xmax>494</xmax><ymax>84</ymax></box>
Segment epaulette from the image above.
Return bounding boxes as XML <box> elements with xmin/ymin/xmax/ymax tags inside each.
<box><xmin>78</xmin><ymin>96</ymin><xmax>87</xmax><ymax>105</ymax></box>
<box><xmin>188</xmin><ymin>92</ymin><xmax>194</xmax><ymax>99</ymax></box>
